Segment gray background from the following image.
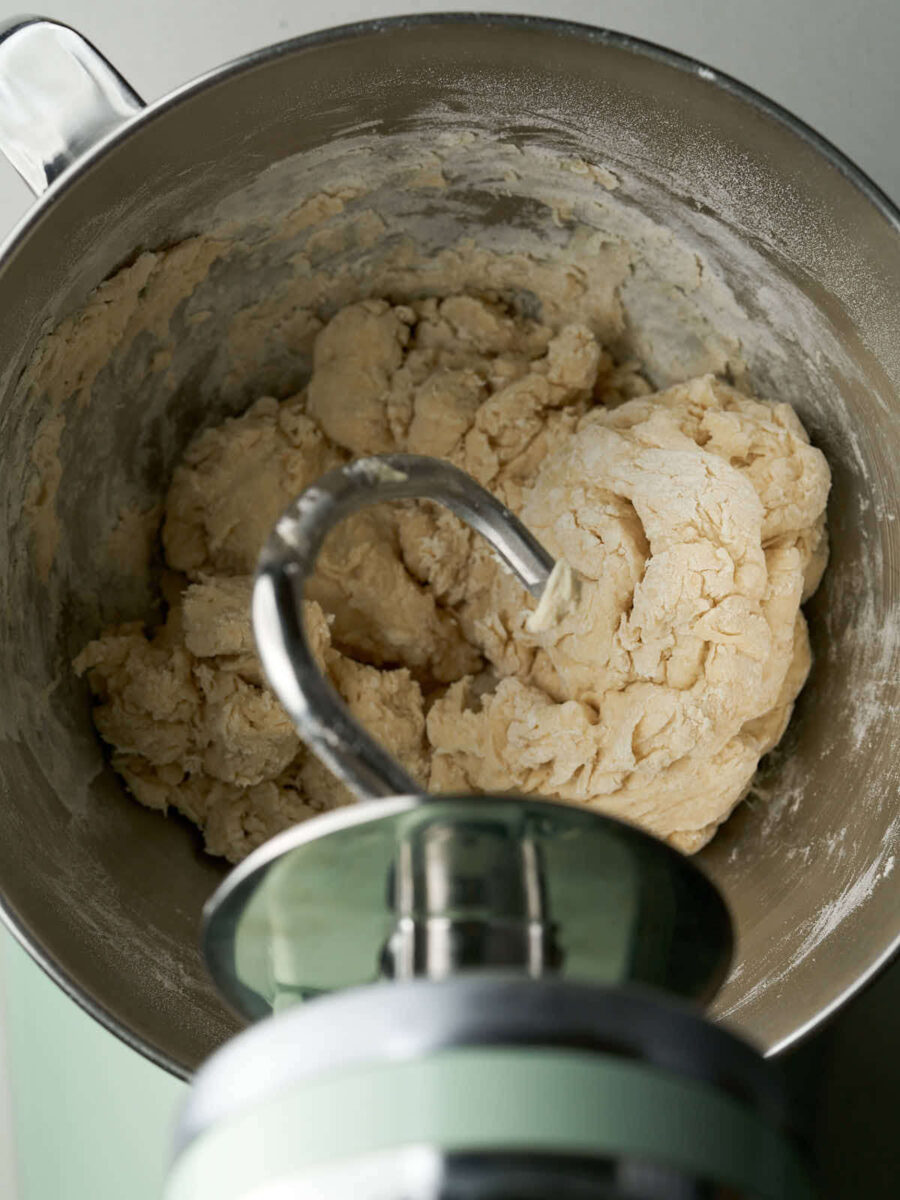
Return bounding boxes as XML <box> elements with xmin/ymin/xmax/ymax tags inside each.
<box><xmin>0</xmin><ymin>2</ymin><xmax>898</xmax><ymax>1197</ymax></box>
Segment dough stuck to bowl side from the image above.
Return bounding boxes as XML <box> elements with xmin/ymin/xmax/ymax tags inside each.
<box><xmin>74</xmin><ymin>294</ymin><xmax>830</xmax><ymax>863</ymax></box>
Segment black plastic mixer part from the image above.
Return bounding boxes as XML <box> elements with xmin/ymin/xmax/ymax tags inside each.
<box><xmin>435</xmin><ymin>1151</ymin><xmax>747</xmax><ymax>1198</ymax></box>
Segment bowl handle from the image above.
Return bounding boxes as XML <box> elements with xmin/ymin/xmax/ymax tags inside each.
<box><xmin>0</xmin><ymin>17</ymin><xmax>143</xmax><ymax>195</ymax></box>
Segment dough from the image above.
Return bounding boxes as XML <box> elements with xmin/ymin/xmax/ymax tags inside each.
<box><xmin>75</xmin><ymin>295</ymin><xmax>830</xmax><ymax>861</ymax></box>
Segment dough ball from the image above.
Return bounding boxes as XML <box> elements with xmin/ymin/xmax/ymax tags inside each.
<box><xmin>77</xmin><ymin>297</ymin><xmax>829</xmax><ymax>861</ymax></box>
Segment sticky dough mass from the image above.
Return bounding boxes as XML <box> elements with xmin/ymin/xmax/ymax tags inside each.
<box><xmin>75</xmin><ymin>295</ymin><xmax>830</xmax><ymax>861</ymax></box>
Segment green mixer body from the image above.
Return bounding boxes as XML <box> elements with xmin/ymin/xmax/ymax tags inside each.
<box><xmin>168</xmin><ymin>978</ymin><xmax>812</xmax><ymax>1200</ymax></box>
<box><xmin>167</xmin><ymin>798</ymin><xmax>814</xmax><ymax>1200</ymax></box>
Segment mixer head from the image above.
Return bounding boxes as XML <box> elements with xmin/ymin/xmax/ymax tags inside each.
<box><xmin>167</xmin><ymin>456</ymin><xmax>813</xmax><ymax>1200</ymax></box>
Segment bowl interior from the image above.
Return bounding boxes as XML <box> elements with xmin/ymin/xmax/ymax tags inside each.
<box><xmin>0</xmin><ymin>19</ymin><xmax>898</xmax><ymax>1073</ymax></box>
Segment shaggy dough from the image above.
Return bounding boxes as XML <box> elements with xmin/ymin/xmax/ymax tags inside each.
<box><xmin>75</xmin><ymin>295</ymin><xmax>830</xmax><ymax>861</ymax></box>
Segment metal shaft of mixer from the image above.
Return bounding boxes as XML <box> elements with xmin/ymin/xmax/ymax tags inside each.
<box><xmin>381</xmin><ymin>818</ymin><xmax>563</xmax><ymax>981</ymax></box>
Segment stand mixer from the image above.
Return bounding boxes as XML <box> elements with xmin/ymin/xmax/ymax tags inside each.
<box><xmin>165</xmin><ymin>456</ymin><xmax>813</xmax><ymax>1200</ymax></box>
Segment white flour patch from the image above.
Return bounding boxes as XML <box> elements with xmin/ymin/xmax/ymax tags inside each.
<box><xmin>798</xmin><ymin>856</ymin><xmax>886</xmax><ymax>953</ymax></box>
<box><xmin>721</xmin><ymin>817</ymin><xmax>900</xmax><ymax>1019</ymax></box>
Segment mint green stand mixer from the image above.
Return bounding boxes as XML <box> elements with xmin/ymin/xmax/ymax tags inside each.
<box><xmin>165</xmin><ymin>456</ymin><xmax>813</xmax><ymax>1200</ymax></box>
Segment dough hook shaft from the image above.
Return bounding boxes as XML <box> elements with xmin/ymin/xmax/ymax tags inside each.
<box><xmin>253</xmin><ymin>454</ymin><xmax>556</xmax><ymax>801</ymax></box>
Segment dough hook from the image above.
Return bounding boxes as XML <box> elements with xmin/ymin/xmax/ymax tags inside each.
<box><xmin>252</xmin><ymin>453</ymin><xmax>556</xmax><ymax>801</ymax></box>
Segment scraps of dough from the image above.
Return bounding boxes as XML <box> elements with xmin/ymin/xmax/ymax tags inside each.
<box><xmin>75</xmin><ymin>295</ymin><xmax>830</xmax><ymax>861</ymax></box>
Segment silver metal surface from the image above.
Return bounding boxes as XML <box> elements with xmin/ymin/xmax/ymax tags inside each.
<box><xmin>254</xmin><ymin>453</ymin><xmax>554</xmax><ymax>801</ymax></box>
<box><xmin>0</xmin><ymin>15</ymin><xmax>898</xmax><ymax>1075</ymax></box>
<box><xmin>0</xmin><ymin>18</ymin><xmax>143</xmax><ymax>195</ymax></box>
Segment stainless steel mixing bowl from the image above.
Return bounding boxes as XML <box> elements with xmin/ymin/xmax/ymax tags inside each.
<box><xmin>0</xmin><ymin>15</ymin><xmax>897</xmax><ymax>1078</ymax></box>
